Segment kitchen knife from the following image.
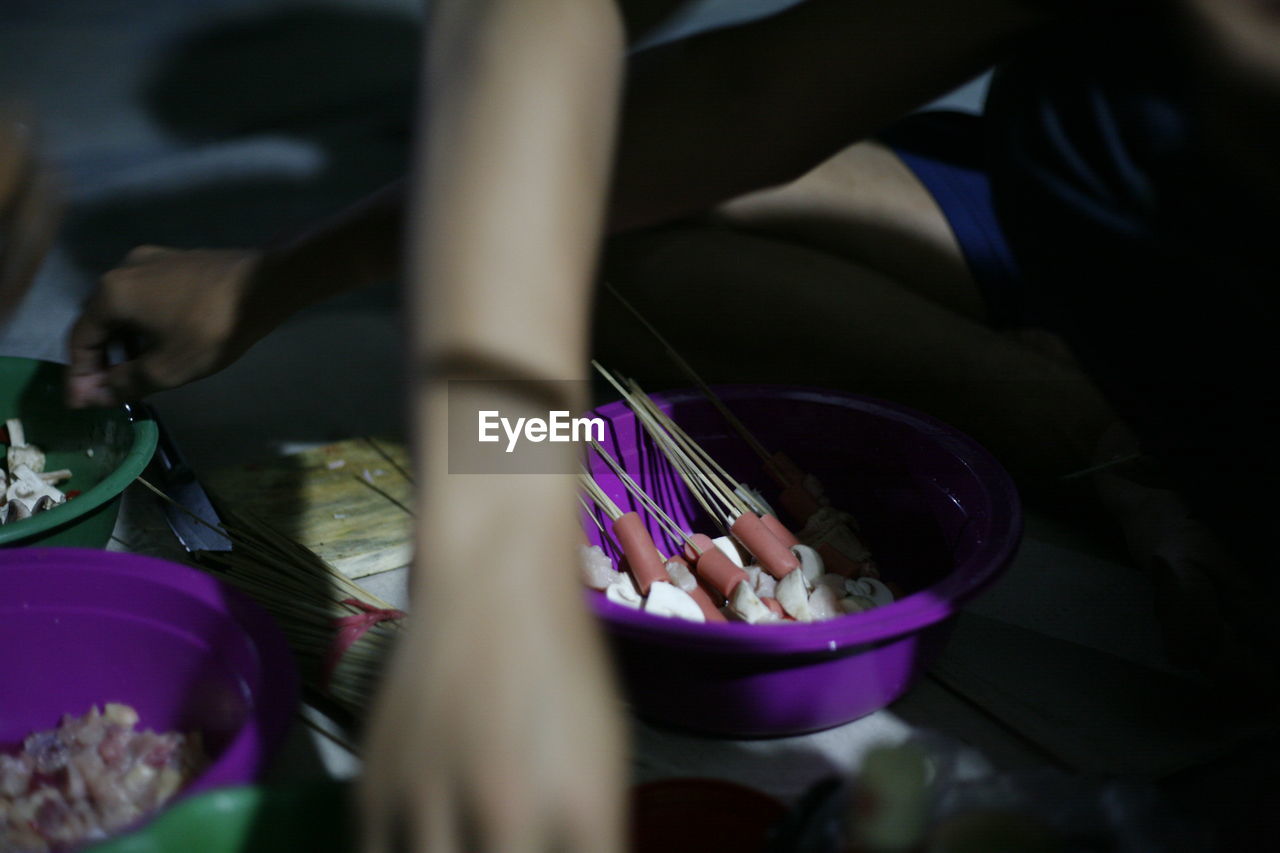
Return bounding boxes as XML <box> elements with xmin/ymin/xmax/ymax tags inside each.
<box><xmin>129</xmin><ymin>401</ymin><xmax>232</xmax><ymax>552</ymax></box>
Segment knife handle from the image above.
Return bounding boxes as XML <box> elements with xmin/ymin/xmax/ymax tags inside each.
<box><xmin>124</xmin><ymin>401</ymin><xmax>192</xmax><ymax>483</ymax></box>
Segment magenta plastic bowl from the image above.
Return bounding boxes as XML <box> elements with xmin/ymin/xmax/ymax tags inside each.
<box><xmin>583</xmin><ymin>386</ymin><xmax>1022</xmax><ymax>737</ymax></box>
<box><xmin>0</xmin><ymin>548</ymin><xmax>299</xmax><ymax>802</ymax></box>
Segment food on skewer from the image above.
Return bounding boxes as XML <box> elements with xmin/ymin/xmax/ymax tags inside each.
<box><xmin>578</xmin><ymin>470</ymin><xmax>707</xmax><ymax>623</ymax></box>
<box><xmin>729</xmin><ymin>511</ymin><xmax>800</xmax><ymax>580</ymax></box>
<box><xmin>579</xmin><ymin>372</ymin><xmax>896</xmax><ymax>626</ymax></box>
<box><xmin>603</xmin><ymin>284</ymin><xmax>878</xmax><ymax>577</ymax></box>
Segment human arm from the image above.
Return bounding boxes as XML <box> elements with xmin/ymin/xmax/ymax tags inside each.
<box><xmin>357</xmin><ymin>2</ymin><xmax>627</xmax><ymax>852</ymax></box>
<box><xmin>64</xmin><ymin>179</ymin><xmax>404</xmax><ymax>407</ymax></box>
<box><xmin>64</xmin><ymin>0</ymin><xmax>1059</xmax><ymax>405</ymax></box>
<box><xmin>1</xmin><ymin>112</ymin><xmax>59</xmax><ymax>319</ymax></box>
<box><xmin>609</xmin><ymin>0</ymin><xmax>1059</xmax><ymax>230</ymax></box>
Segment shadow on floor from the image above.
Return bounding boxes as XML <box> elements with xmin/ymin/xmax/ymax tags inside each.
<box><xmin>63</xmin><ymin>6</ymin><xmax>417</xmax><ymax>274</ymax></box>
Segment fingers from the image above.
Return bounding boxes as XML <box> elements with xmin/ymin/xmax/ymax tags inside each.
<box><xmin>470</xmin><ymin>772</ymin><xmax>547</xmax><ymax>853</ymax></box>
<box><xmin>65</xmin><ymin>295</ymin><xmax>114</xmax><ymax>408</ymax></box>
<box><xmin>65</xmin><ymin>244</ymin><xmax>201</xmax><ymax>408</ymax></box>
<box><xmin>64</xmin><ymin>292</ymin><xmax>145</xmax><ymax>407</ymax></box>
<box><xmin>102</xmin><ymin>358</ymin><xmax>165</xmax><ymax>405</ymax></box>
<box><xmin>355</xmin><ymin>789</ymin><xmax>401</xmax><ymax>853</ymax></box>
<box><xmin>423</xmin><ymin>783</ymin><xmax>461</xmax><ymax>853</ymax></box>
<box><xmin>559</xmin><ymin>784</ymin><xmax>625</xmax><ymax>853</ymax></box>
<box><xmin>65</xmin><ymin>301</ymin><xmax>167</xmax><ymax>407</ymax></box>
<box><xmin>64</xmin><ymin>355</ymin><xmax>162</xmax><ymax>408</ymax></box>
<box><xmin>357</xmin><ymin>757</ymin><xmax>459</xmax><ymax>853</ymax></box>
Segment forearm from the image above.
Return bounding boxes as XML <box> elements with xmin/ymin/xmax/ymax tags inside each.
<box><xmin>258</xmin><ymin>178</ymin><xmax>407</xmax><ymax>315</ymax></box>
<box><xmin>609</xmin><ymin>0</ymin><xmax>1057</xmax><ymax>231</ymax></box>
<box><xmin>260</xmin><ymin>0</ymin><xmax>1054</xmax><ymax>305</ymax></box>
<box><xmin>411</xmin><ymin>0</ymin><xmax>624</xmax><ymax>383</ymax></box>
<box><xmin>408</xmin><ymin>0</ymin><xmax>625</xmax><ymax>562</ymax></box>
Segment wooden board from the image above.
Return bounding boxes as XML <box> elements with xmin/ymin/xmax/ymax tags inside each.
<box><xmin>205</xmin><ymin>438</ymin><xmax>413</xmax><ymax>579</ymax></box>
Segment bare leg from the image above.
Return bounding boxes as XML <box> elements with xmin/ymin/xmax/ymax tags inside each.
<box><xmin>718</xmin><ymin>138</ymin><xmax>1080</xmax><ymax>367</ymax></box>
<box><xmin>598</xmin><ymin>139</ymin><xmax>1277</xmax><ymax>690</ymax></box>
<box><xmin>718</xmin><ymin>139</ymin><xmax>985</xmax><ymax>322</ymax></box>
<box><xmin>598</xmin><ymin>141</ymin><xmax>1112</xmax><ymax>490</ymax></box>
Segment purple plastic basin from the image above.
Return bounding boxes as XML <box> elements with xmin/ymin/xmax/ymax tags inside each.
<box><xmin>583</xmin><ymin>386</ymin><xmax>1022</xmax><ymax>737</ymax></box>
<box><xmin>0</xmin><ymin>548</ymin><xmax>298</xmax><ymax>801</ymax></box>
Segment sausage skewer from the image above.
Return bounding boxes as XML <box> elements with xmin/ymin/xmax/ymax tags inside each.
<box><xmin>578</xmin><ymin>471</ymin><xmax>670</xmax><ymax>595</ymax></box>
<box><xmin>589</xmin><ymin>442</ymin><xmax>728</xmax><ymax>621</ymax></box>
<box><xmin>595</xmin><ymin>364</ymin><xmax>803</xmax><ymax>580</ymax></box>
<box><xmin>601</xmin><ymin>285</ymin><xmax>878</xmax><ymax>577</ymax></box>
<box><xmin>580</xmin><ymin>467</ymin><xmax>717</xmax><ymax>621</ymax></box>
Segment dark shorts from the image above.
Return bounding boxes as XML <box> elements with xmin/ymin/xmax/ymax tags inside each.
<box><xmin>881</xmin><ymin>111</ymin><xmax>1028</xmax><ymax>329</ymax></box>
<box><xmin>888</xmin><ymin>15</ymin><xmax>1280</xmax><ymax>570</ymax></box>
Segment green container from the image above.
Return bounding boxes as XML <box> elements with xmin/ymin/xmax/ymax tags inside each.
<box><xmin>86</xmin><ymin>783</ymin><xmax>354</xmax><ymax>853</ymax></box>
<box><xmin>0</xmin><ymin>356</ymin><xmax>158</xmax><ymax>548</ymax></box>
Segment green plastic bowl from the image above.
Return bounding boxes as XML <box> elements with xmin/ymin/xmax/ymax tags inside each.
<box><xmin>0</xmin><ymin>356</ymin><xmax>158</xmax><ymax>548</ymax></box>
<box><xmin>84</xmin><ymin>783</ymin><xmax>353</xmax><ymax>853</ymax></box>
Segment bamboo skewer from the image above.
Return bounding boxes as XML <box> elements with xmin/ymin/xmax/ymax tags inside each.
<box><xmin>624</xmin><ymin>379</ymin><xmax>776</xmax><ymax>516</ymax></box>
<box><xmin>588</xmin><ymin>441</ymin><xmax>696</xmax><ymax>553</ymax></box>
<box><xmin>593</xmin><ymin>362</ymin><xmax>749</xmax><ymax>530</ymax></box>
<box><xmin>597</xmin><ymin>293</ymin><xmax>879</xmax><ymax>576</ymax></box>
<box><xmin>624</xmin><ymin>380</ymin><xmax>754</xmax><ymax>518</ymax></box>
<box><xmin>577</xmin><ymin>494</ymin><xmax>607</xmax><ymax>534</ymax></box>
<box><xmin>578</xmin><ymin>470</ymin><xmax>623</xmax><ymax>522</ymax></box>
<box><xmin>603</xmin><ymin>282</ymin><xmax>776</xmax><ymax>470</ymax></box>
<box><xmin>592</xmin><ymin>361</ymin><xmax>737</xmax><ymax>530</ymax></box>
<box><xmin>136</xmin><ymin>477</ymin><xmax>404</xmax><ymax>723</ymax></box>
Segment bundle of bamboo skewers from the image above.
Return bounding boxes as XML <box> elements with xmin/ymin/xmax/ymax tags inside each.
<box><xmin>577</xmin><ymin>361</ymin><xmax>888</xmax><ymax>625</ymax></box>
<box><xmin>140</xmin><ymin>478</ymin><xmax>404</xmax><ymax>722</ymax></box>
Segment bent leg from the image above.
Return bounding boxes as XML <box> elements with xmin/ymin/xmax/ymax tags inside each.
<box><xmin>598</xmin><ymin>129</ymin><xmax>1115</xmax><ymax>490</ymax></box>
<box><xmin>598</xmin><ymin>220</ymin><xmax>1112</xmax><ymax>490</ymax></box>
<box><xmin>715</xmin><ymin>138</ymin><xmax>985</xmax><ymax>323</ymax></box>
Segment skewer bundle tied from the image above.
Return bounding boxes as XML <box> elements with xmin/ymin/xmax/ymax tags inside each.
<box><xmin>580</xmin><ymin>365</ymin><xmax>896</xmax><ymax>625</ymax></box>
<box><xmin>140</xmin><ymin>479</ymin><xmax>403</xmax><ymax>723</ymax></box>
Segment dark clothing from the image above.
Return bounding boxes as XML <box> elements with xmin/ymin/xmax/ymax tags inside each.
<box><xmin>895</xmin><ymin>13</ymin><xmax>1280</xmax><ymax>571</ymax></box>
<box><xmin>881</xmin><ymin>111</ymin><xmax>1027</xmax><ymax>329</ymax></box>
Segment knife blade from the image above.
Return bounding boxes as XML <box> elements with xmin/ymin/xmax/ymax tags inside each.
<box><xmin>130</xmin><ymin>402</ymin><xmax>233</xmax><ymax>552</ymax></box>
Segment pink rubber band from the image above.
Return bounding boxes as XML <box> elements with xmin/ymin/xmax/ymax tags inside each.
<box><xmin>323</xmin><ymin>598</ymin><xmax>406</xmax><ymax>690</ymax></box>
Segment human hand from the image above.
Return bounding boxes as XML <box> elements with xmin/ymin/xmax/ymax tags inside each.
<box><xmin>358</xmin><ymin>477</ymin><xmax>627</xmax><ymax>853</ymax></box>
<box><xmin>65</xmin><ymin>246</ymin><xmax>284</xmax><ymax>407</ymax></box>
<box><xmin>1</xmin><ymin>112</ymin><xmax>59</xmax><ymax>319</ymax></box>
